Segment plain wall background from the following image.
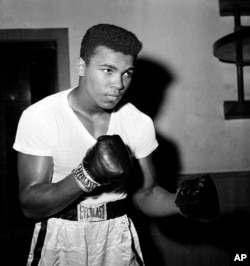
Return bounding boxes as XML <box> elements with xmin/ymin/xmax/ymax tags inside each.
<box><xmin>1</xmin><ymin>0</ymin><xmax>249</xmax><ymax>175</ymax></box>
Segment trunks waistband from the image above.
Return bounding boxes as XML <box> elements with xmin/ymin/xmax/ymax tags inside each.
<box><xmin>54</xmin><ymin>199</ymin><xmax>128</xmax><ymax>222</ymax></box>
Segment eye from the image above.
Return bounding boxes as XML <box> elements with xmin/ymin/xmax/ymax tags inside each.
<box><xmin>102</xmin><ymin>68</ymin><xmax>113</xmax><ymax>74</ymax></box>
<box><xmin>124</xmin><ymin>70</ymin><xmax>134</xmax><ymax>78</ymax></box>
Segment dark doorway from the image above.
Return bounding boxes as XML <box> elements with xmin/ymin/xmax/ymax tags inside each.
<box><xmin>0</xmin><ymin>29</ymin><xmax>70</xmax><ymax>265</ymax></box>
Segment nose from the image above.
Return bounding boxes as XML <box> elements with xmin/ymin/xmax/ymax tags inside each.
<box><xmin>112</xmin><ymin>75</ymin><xmax>124</xmax><ymax>90</ymax></box>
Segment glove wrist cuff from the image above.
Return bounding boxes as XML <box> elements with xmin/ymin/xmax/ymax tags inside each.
<box><xmin>72</xmin><ymin>163</ymin><xmax>100</xmax><ymax>192</ymax></box>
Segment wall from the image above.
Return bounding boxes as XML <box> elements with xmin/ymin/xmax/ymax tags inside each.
<box><xmin>0</xmin><ymin>0</ymin><xmax>249</xmax><ymax>175</ymax></box>
<box><xmin>1</xmin><ymin>1</ymin><xmax>250</xmax><ymax>266</ymax></box>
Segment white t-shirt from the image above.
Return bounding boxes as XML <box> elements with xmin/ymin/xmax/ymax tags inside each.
<box><xmin>13</xmin><ymin>88</ymin><xmax>158</xmax><ymax>203</ymax></box>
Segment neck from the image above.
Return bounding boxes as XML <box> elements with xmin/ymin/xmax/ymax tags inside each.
<box><xmin>68</xmin><ymin>87</ymin><xmax>112</xmax><ymax>118</ymax></box>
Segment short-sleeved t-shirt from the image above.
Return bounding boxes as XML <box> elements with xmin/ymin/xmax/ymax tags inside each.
<box><xmin>13</xmin><ymin>88</ymin><xmax>158</xmax><ymax>203</ymax></box>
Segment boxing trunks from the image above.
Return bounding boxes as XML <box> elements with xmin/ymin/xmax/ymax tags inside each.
<box><xmin>27</xmin><ymin>199</ymin><xmax>144</xmax><ymax>266</ymax></box>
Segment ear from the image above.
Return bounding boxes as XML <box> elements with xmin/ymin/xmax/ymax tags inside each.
<box><xmin>76</xmin><ymin>57</ymin><xmax>86</xmax><ymax>76</ymax></box>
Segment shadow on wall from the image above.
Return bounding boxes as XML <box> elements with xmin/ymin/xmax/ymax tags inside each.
<box><xmin>150</xmin><ymin>208</ymin><xmax>250</xmax><ymax>266</ymax></box>
<box><xmin>125</xmin><ymin>56</ymin><xmax>182</xmax><ymax>192</ymax></box>
<box><xmin>124</xmin><ymin>57</ymin><xmax>182</xmax><ymax>266</ymax></box>
<box><xmin>125</xmin><ymin>58</ymin><xmax>181</xmax><ymax>192</ymax></box>
<box><xmin>125</xmin><ymin>58</ymin><xmax>250</xmax><ymax>266</ymax></box>
<box><xmin>154</xmin><ymin>210</ymin><xmax>250</xmax><ymax>250</ymax></box>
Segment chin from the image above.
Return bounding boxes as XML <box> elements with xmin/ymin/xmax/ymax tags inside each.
<box><xmin>104</xmin><ymin>103</ymin><xmax>117</xmax><ymax>110</ymax></box>
<box><xmin>101</xmin><ymin>100</ymin><xmax>120</xmax><ymax>110</ymax></box>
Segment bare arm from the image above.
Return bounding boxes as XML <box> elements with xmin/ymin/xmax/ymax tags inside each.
<box><xmin>132</xmin><ymin>154</ymin><xmax>179</xmax><ymax>217</ymax></box>
<box><xmin>18</xmin><ymin>152</ymin><xmax>83</xmax><ymax>220</ymax></box>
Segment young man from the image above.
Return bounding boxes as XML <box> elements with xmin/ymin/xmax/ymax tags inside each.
<box><xmin>13</xmin><ymin>24</ymin><xmax>218</xmax><ymax>266</ymax></box>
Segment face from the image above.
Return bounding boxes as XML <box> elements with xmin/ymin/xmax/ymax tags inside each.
<box><xmin>79</xmin><ymin>46</ymin><xmax>135</xmax><ymax>110</ymax></box>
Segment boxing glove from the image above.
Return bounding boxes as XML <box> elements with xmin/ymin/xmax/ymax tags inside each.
<box><xmin>72</xmin><ymin>135</ymin><xmax>132</xmax><ymax>192</ymax></box>
<box><xmin>175</xmin><ymin>174</ymin><xmax>220</xmax><ymax>221</ymax></box>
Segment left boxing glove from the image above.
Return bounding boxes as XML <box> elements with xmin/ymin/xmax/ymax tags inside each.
<box><xmin>72</xmin><ymin>135</ymin><xmax>132</xmax><ymax>192</ymax></box>
<box><xmin>175</xmin><ymin>174</ymin><xmax>220</xmax><ymax>221</ymax></box>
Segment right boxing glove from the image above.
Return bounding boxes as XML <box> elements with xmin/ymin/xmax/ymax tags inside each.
<box><xmin>72</xmin><ymin>135</ymin><xmax>132</xmax><ymax>192</ymax></box>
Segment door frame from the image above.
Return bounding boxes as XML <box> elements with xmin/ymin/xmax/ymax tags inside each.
<box><xmin>0</xmin><ymin>28</ymin><xmax>70</xmax><ymax>92</ymax></box>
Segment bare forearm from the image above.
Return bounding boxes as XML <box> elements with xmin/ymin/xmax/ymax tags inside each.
<box><xmin>133</xmin><ymin>185</ymin><xmax>179</xmax><ymax>217</ymax></box>
<box><xmin>20</xmin><ymin>174</ymin><xmax>83</xmax><ymax>220</ymax></box>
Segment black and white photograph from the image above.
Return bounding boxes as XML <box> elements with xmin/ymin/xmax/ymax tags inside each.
<box><xmin>0</xmin><ymin>1</ymin><xmax>249</xmax><ymax>265</ymax></box>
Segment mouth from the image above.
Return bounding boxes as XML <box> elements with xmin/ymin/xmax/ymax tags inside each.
<box><xmin>105</xmin><ymin>94</ymin><xmax>121</xmax><ymax>101</ymax></box>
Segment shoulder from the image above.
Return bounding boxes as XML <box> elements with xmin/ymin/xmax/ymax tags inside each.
<box><xmin>25</xmin><ymin>89</ymin><xmax>72</xmax><ymax>115</ymax></box>
<box><xmin>116</xmin><ymin>102</ymin><xmax>153</xmax><ymax>124</ymax></box>
<box><xmin>115</xmin><ymin>102</ymin><xmax>158</xmax><ymax>159</ymax></box>
<box><xmin>20</xmin><ymin>88</ymin><xmax>72</xmax><ymax>125</ymax></box>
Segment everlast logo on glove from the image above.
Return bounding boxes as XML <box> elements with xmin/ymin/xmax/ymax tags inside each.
<box><xmin>73</xmin><ymin>163</ymin><xmax>99</xmax><ymax>192</ymax></box>
<box><xmin>73</xmin><ymin>135</ymin><xmax>132</xmax><ymax>193</ymax></box>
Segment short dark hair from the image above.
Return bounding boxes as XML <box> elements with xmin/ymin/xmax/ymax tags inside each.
<box><xmin>80</xmin><ymin>24</ymin><xmax>143</xmax><ymax>65</ymax></box>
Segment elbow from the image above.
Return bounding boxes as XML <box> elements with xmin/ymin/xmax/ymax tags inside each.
<box><xmin>132</xmin><ymin>187</ymin><xmax>153</xmax><ymax>212</ymax></box>
<box><xmin>20</xmin><ymin>199</ymin><xmax>38</xmax><ymax>220</ymax></box>
<box><xmin>132</xmin><ymin>196</ymin><xmax>155</xmax><ymax>217</ymax></box>
<box><xmin>19</xmin><ymin>192</ymin><xmax>41</xmax><ymax>220</ymax></box>
<box><xmin>21</xmin><ymin>204</ymin><xmax>44</xmax><ymax>221</ymax></box>
<box><xmin>22</xmin><ymin>207</ymin><xmax>35</xmax><ymax>219</ymax></box>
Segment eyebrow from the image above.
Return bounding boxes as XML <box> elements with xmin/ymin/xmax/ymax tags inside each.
<box><xmin>99</xmin><ymin>64</ymin><xmax>135</xmax><ymax>72</ymax></box>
